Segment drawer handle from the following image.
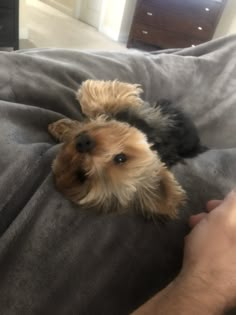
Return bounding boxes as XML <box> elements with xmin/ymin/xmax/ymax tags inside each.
<box><xmin>146</xmin><ymin>12</ymin><xmax>153</xmax><ymax>16</ymax></box>
<box><xmin>198</xmin><ymin>26</ymin><xmax>203</xmax><ymax>31</ymax></box>
<box><xmin>142</xmin><ymin>30</ymin><xmax>149</xmax><ymax>35</ymax></box>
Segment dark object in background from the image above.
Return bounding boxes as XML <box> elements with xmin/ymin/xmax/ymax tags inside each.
<box><xmin>127</xmin><ymin>0</ymin><xmax>227</xmax><ymax>50</ymax></box>
<box><xmin>0</xmin><ymin>0</ymin><xmax>19</xmax><ymax>50</ymax></box>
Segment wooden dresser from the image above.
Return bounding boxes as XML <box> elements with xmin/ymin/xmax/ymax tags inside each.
<box><xmin>127</xmin><ymin>0</ymin><xmax>227</xmax><ymax>49</ymax></box>
<box><xmin>0</xmin><ymin>0</ymin><xmax>19</xmax><ymax>50</ymax></box>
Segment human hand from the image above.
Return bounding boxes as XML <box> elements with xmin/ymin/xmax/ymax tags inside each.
<box><xmin>179</xmin><ymin>190</ymin><xmax>236</xmax><ymax>312</ymax></box>
<box><xmin>189</xmin><ymin>199</ymin><xmax>222</xmax><ymax>227</ymax></box>
<box><xmin>131</xmin><ymin>191</ymin><xmax>236</xmax><ymax>315</ymax></box>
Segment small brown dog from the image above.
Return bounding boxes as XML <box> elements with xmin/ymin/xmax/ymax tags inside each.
<box><xmin>48</xmin><ymin>80</ymin><xmax>186</xmax><ymax>218</ymax></box>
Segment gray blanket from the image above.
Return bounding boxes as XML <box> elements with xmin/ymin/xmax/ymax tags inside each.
<box><xmin>0</xmin><ymin>35</ymin><xmax>236</xmax><ymax>315</ymax></box>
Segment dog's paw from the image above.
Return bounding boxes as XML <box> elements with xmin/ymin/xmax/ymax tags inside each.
<box><xmin>48</xmin><ymin>118</ymin><xmax>79</xmax><ymax>142</ymax></box>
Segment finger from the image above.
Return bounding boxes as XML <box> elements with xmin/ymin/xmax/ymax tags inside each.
<box><xmin>189</xmin><ymin>213</ymin><xmax>207</xmax><ymax>228</ymax></box>
<box><xmin>218</xmin><ymin>190</ymin><xmax>236</xmax><ymax>217</ymax></box>
<box><xmin>209</xmin><ymin>190</ymin><xmax>236</xmax><ymax>228</ymax></box>
<box><xmin>206</xmin><ymin>200</ymin><xmax>222</xmax><ymax>212</ymax></box>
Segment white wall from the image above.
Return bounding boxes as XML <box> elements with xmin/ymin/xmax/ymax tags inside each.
<box><xmin>99</xmin><ymin>0</ymin><xmax>137</xmax><ymax>42</ymax></box>
<box><xmin>20</xmin><ymin>0</ymin><xmax>28</xmax><ymax>39</ymax></box>
<box><xmin>214</xmin><ymin>0</ymin><xmax>236</xmax><ymax>38</ymax></box>
<box><xmin>119</xmin><ymin>0</ymin><xmax>137</xmax><ymax>42</ymax></box>
<box><xmin>98</xmin><ymin>0</ymin><xmax>126</xmax><ymax>41</ymax></box>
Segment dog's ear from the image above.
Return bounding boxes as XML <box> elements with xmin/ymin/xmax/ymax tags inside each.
<box><xmin>156</xmin><ymin>168</ymin><xmax>186</xmax><ymax>218</ymax></box>
<box><xmin>48</xmin><ymin>118</ymin><xmax>84</xmax><ymax>143</ymax></box>
<box><xmin>137</xmin><ymin>167</ymin><xmax>186</xmax><ymax>218</ymax></box>
<box><xmin>76</xmin><ymin>80</ymin><xmax>144</xmax><ymax>118</ymax></box>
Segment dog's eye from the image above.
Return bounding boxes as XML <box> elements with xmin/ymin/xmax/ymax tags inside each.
<box><xmin>113</xmin><ymin>153</ymin><xmax>127</xmax><ymax>164</ymax></box>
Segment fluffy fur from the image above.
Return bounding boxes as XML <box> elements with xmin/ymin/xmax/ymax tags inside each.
<box><xmin>49</xmin><ymin>116</ymin><xmax>185</xmax><ymax>218</ymax></box>
<box><xmin>77</xmin><ymin>80</ymin><xmax>143</xmax><ymax>118</ymax></box>
<box><xmin>48</xmin><ymin>80</ymin><xmax>205</xmax><ymax>218</ymax></box>
<box><xmin>77</xmin><ymin>80</ymin><xmax>206</xmax><ymax>166</ymax></box>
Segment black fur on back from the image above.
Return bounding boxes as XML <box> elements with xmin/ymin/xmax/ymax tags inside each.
<box><xmin>114</xmin><ymin>100</ymin><xmax>207</xmax><ymax>167</ymax></box>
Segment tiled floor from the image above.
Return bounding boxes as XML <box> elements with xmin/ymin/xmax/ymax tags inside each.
<box><xmin>20</xmin><ymin>0</ymin><xmax>127</xmax><ymax>50</ymax></box>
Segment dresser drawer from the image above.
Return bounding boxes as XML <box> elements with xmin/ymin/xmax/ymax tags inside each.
<box><xmin>140</xmin><ymin>0</ymin><xmax>223</xmax><ymax>12</ymax></box>
<box><xmin>0</xmin><ymin>0</ymin><xmax>15</xmax><ymax>8</ymax></box>
<box><xmin>185</xmin><ymin>0</ymin><xmax>223</xmax><ymax>25</ymax></box>
<box><xmin>133</xmin><ymin>23</ymin><xmax>203</xmax><ymax>48</ymax></box>
<box><xmin>0</xmin><ymin>9</ymin><xmax>15</xmax><ymax>42</ymax></box>
<box><xmin>136</xmin><ymin>4</ymin><xmax>214</xmax><ymax>41</ymax></box>
<box><xmin>138</xmin><ymin>0</ymin><xmax>223</xmax><ymax>25</ymax></box>
<box><xmin>128</xmin><ymin>0</ymin><xmax>226</xmax><ymax>50</ymax></box>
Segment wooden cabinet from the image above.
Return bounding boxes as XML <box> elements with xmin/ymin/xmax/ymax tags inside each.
<box><xmin>0</xmin><ymin>0</ymin><xmax>19</xmax><ymax>50</ymax></box>
<box><xmin>127</xmin><ymin>0</ymin><xmax>227</xmax><ymax>49</ymax></box>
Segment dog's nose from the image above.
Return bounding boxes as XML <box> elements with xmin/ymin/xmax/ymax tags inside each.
<box><xmin>76</xmin><ymin>133</ymin><xmax>96</xmax><ymax>153</ymax></box>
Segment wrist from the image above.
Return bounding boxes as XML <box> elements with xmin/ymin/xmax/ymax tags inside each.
<box><xmin>174</xmin><ymin>270</ymin><xmax>227</xmax><ymax>315</ymax></box>
<box><xmin>131</xmin><ymin>269</ymin><xmax>228</xmax><ymax>315</ymax></box>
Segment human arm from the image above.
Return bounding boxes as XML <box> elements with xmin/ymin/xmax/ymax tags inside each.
<box><xmin>132</xmin><ymin>191</ymin><xmax>236</xmax><ymax>315</ymax></box>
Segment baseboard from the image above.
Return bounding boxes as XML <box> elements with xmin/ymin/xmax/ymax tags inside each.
<box><xmin>40</xmin><ymin>0</ymin><xmax>74</xmax><ymax>16</ymax></box>
<box><xmin>20</xmin><ymin>27</ymin><xmax>29</xmax><ymax>39</ymax></box>
<box><xmin>118</xmin><ymin>33</ymin><xmax>129</xmax><ymax>43</ymax></box>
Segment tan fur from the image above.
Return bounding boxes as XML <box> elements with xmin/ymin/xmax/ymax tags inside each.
<box><xmin>49</xmin><ymin>117</ymin><xmax>186</xmax><ymax>218</ymax></box>
<box><xmin>76</xmin><ymin>80</ymin><xmax>143</xmax><ymax>118</ymax></box>
<box><xmin>48</xmin><ymin>118</ymin><xmax>84</xmax><ymax>142</ymax></box>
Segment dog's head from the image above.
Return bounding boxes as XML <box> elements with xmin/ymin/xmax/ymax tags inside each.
<box><xmin>52</xmin><ymin>116</ymin><xmax>185</xmax><ymax>218</ymax></box>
